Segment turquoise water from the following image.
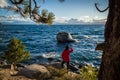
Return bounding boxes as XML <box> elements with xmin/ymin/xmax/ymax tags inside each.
<box><xmin>0</xmin><ymin>25</ymin><xmax>104</xmax><ymax>66</ymax></box>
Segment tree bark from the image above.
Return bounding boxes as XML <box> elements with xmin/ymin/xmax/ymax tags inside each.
<box><xmin>98</xmin><ymin>0</ymin><xmax>120</xmax><ymax>80</ymax></box>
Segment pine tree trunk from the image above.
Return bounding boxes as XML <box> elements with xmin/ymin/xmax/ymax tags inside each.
<box><xmin>98</xmin><ymin>0</ymin><xmax>120</xmax><ymax>80</ymax></box>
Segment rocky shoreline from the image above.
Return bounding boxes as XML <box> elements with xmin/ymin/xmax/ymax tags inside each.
<box><xmin>0</xmin><ymin>59</ymin><xmax>98</xmax><ymax>80</ymax></box>
<box><xmin>0</xmin><ymin>62</ymin><xmax>78</xmax><ymax>80</ymax></box>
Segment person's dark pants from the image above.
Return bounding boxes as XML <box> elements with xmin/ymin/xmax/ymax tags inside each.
<box><xmin>61</xmin><ymin>61</ymin><xmax>70</xmax><ymax>69</ymax></box>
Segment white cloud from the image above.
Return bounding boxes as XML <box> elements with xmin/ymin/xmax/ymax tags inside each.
<box><xmin>54</xmin><ymin>16</ymin><xmax>106</xmax><ymax>24</ymax></box>
<box><xmin>55</xmin><ymin>17</ymin><xmax>69</xmax><ymax>23</ymax></box>
<box><xmin>7</xmin><ymin>15</ymin><xmax>31</xmax><ymax>22</ymax></box>
<box><xmin>0</xmin><ymin>15</ymin><xmax>106</xmax><ymax>25</ymax></box>
<box><xmin>55</xmin><ymin>16</ymin><xmax>106</xmax><ymax>24</ymax></box>
<box><xmin>80</xmin><ymin>16</ymin><xmax>90</xmax><ymax>19</ymax></box>
<box><xmin>67</xmin><ymin>18</ymin><xmax>79</xmax><ymax>23</ymax></box>
<box><xmin>66</xmin><ymin>18</ymin><xmax>91</xmax><ymax>24</ymax></box>
<box><xmin>0</xmin><ymin>15</ymin><xmax>32</xmax><ymax>24</ymax></box>
<box><xmin>79</xmin><ymin>16</ymin><xmax>92</xmax><ymax>22</ymax></box>
<box><xmin>0</xmin><ymin>0</ymin><xmax>8</xmax><ymax>8</ymax></box>
<box><xmin>92</xmin><ymin>18</ymin><xmax>106</xmax><ymax>24</ymax></box>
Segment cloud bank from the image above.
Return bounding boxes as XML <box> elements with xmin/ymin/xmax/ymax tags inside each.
<box><xmin>54</xmin><ymin>16</ymin><xmax>106</xmax><ymax>25</ymax></box>
<box><xmin>0</xmin><ymin>0</ymin><xmax>8</xmax><ymax>8</ymax></box>
<box><xmin>0</xmin><ymin>15</ymin><xmax>32</xmax><ymax>24</ymax></box>
<box><xmin>0</xmin><ymin>15</ymin><xmax>106</xmax><ymax>25</ymax></box>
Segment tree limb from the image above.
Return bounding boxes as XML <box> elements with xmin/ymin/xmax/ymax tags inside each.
<box><xmin>33</xmin><ymin>0</ymin><xmax>38</xmax><ymax>7</ymax></box>
<box><xmin>9</xmin><ymin>0</ymin><xmax>24</xmax><ymax>4</ymax></box>
<box><xmin>95</xmin><ymin>3</ymin><xmax>109</xmax><ymax>12</ymax></box>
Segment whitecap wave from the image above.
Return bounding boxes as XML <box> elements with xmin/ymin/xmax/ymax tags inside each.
<box><xmin>41</xmin><ymin>52</ymin><xmax>60</xmax><ymax>58</ymax></box>
<box><xmin>83</xmin><ymin>35</ymin><xmax>90</xmax><ymax>38</ymax></box>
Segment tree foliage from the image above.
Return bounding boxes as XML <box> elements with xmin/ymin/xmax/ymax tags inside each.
<box><xmin>7</xmin><ymin>0</ymin><xmax>55</xmax><ymax>25</ymax></box>
<box><xmin>2</xmin><ymin>38</ymin><xmax>30</xmax><ymax>64</ymax></box>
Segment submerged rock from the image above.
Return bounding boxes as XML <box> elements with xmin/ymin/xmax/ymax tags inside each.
<box><xmin>56</xmin><ymin>32</ymin><xmax>77</xmax><ymax>43</ymax></box>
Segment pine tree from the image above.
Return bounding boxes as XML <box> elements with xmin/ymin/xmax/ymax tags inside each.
<box><xmin>2</xmin><ymin>38</ymin><xmax>30</xmax><ymax>69</ymax></box>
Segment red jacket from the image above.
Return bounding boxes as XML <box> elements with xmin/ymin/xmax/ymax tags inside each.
<box><xmin>62</xmin><ymin>48</ymin><xmax>73</xmax><ymax>62</ymax></box>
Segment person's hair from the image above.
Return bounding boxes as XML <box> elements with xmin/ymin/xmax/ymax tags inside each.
<box><xmin>65</xmin><ymin>45</ymin><xmax>69</xmax><ymax>50</ymax></box>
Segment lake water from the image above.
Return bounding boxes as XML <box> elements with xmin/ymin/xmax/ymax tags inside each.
<box><xmin>0</xmin><ymin>25</ymin><xmax>104</xmax><ymax>66</ymax></box>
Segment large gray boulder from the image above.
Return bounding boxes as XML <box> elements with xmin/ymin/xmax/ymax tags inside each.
<box><xmin>56</xmin><ymin>32</ymin><xmax>77</xmax><ymax>43</ymax></box>
<box><xmin>18</xmin><ymin>64</ymin><xmax>50</xmax><ymax>79</ymax></box>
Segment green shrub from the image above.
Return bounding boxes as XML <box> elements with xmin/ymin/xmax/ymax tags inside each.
<box><xmin>80</xmin><ymin>65</ymin><xmax>98</xmax><ymax>80</ymax></box>
<box><xmin>47</xmin><ymin>66</ymin><xmax>81</xmax><ymax>80</ymax></box>
<box><xmin>48</xmin><ymin>66</ymin><xmax>68</xmax><ymax>77</ymax></box>
<box><xmin>46</xmin><ymin>65</ymin><xmax>98</xmax><ymax>80</ymax></box>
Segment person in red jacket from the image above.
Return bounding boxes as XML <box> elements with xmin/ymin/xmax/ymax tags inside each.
<box><xmin>61</xmin><ymin>45</ymin><xmax>73</xmax><ymax>69</ymax></box>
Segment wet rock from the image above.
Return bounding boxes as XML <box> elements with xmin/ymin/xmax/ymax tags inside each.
<box><xmin>49</xmin><ymin>62</ymin><xmax>62</xmax><ymax>69</ymax></box>
<box><xmin>55</xmin><ymin>58</ymin><xmax>62</xmax><ymax>62</ymax></box>
<box><xmin>69</xmin><ymin>64</ymin><xmax>79</xmax><ymax>71</ymax></box>
<box><xmin>47</xmin><ymin>57</ymin><xmax>54</xmax><ymax>61</ymax></box>
<box><xmin>16</xmin><ymin>63</ymin><xmax>26</xmax><ymax>68</ymax></box>
<box><xmin>49</xmin><ymin>62</ymin><xmax>79</xmax><ymax>72</ymax></box>
<box><xmin>78</xmin><ymin>64</ymin><xmax>83</xmax><ymax>68</ymax></box>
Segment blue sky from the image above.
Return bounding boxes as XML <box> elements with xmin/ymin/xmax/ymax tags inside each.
<box><xmin>0</xmin><ymin>0</ymin><xmax>108</xmax><ymax>24</ymax></box>
<box><xmin>40</xmin><ymin>0</ymin><xmax>108</xmax><ymax>18</ymax></box>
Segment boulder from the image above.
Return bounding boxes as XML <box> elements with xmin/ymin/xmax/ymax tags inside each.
<box><xmin>56</xmin><ymin>32</ymin><xmax>77</xmax><ymax>43</ymax></box>
<box><xmin>49</xmin><ymin>62</ymin><xmax>62</xmax><ymax>69</ymax></box>
<box><xmin>18</xmin><ymin>64</ymin><xmax>50</xmax><ymax>79</ymax></box>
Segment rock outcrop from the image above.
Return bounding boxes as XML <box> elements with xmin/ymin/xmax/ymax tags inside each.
<box><xmin>56</xmin><ymin>32</ymin><xmax>77</xmax><ymax>43</ymax></box>
<box><xmin>48</xmin><ymin>62</ymin><xmax>79</xmax><ymax>72</ymax></box>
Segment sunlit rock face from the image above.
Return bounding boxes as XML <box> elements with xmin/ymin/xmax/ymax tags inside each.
<box><xmin>18</xmin><ymin>64</ymin><xmax>49</xmax><ymax>79</ymax></box>
<box><xmin>56</xmin><ymin>32</ymin><xmax>77</xmax><ymax>43</ymax></box>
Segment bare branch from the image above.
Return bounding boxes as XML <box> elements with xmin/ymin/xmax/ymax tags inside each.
<box><xmin>15</xmin><ymin>5</ymin><xmax>26</xmax><ymax>17</ymax></box>
<box><xmin>95</xmin><ymin>3</ymin><xmax>109</xmax><ymax>12</ymax></box>
<box><xmin>29</xmin><ymin>0</ymin><xmax>31</xmax><ymax>18</ymax></box>
<box><xmin>9</xmin><ymin>0</ymin><xmax>24</xmax><ymax>4</ymax></box>
<box><xmin>33</xmin><ymin>0</ymin><xmax>39</xmax><ymax>7</ymax></box>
